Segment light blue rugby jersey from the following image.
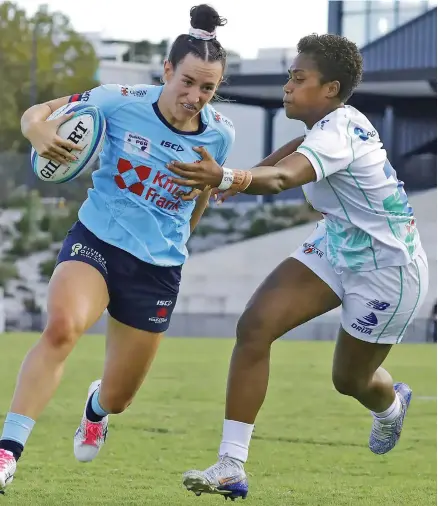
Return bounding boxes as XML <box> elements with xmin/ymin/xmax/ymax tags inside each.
<box><xmin>69</xmin><ymin>84</ymin><xmax>235</xmax><ymax>266</ymax></box>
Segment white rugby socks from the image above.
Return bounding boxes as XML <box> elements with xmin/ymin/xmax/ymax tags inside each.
<box><xmin>372</xmin><ymin>394</ymin><xmax>402</xmax><ymax>423</ymax></box>
<box><xmin>219</xmin><ymin>419</ymin><xmax>254</xmax><ymax>463</ymax></box>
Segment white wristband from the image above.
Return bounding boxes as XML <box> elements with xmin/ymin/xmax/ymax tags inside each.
<box><xmin>218</xmin><ymin>167</ymin><xmax>234</xmax><ymax>191</ymax></box>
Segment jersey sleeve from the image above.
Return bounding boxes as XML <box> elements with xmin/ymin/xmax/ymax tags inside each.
<box><xmin>296</xmin><ymin>120</ymin><xmax>353</xmax><ymax>182</ymax></box>
<box><xmin>69</xmin><ymin>84</ymin><xmax>151</xmax><ymax>118</ymax></box>
<box><xmin>215</xmin><ymin>118</ymin><xmax>235</xmax><ymax>166</ymax></box>
<box><xmin>69</xmin><ymin>84</ymin><xmax>126</xmax><ymax>118</ymax></box>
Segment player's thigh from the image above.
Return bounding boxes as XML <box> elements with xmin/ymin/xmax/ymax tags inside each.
<box><xmin>47</xmin><ymin>262</ymin><xmax>109</xmax><ymax>332</ymax></box>
<box><xmin>46</xmin><ymin>222</ymin><xmax>110</xmax><ymax>344</ymax></box>
<box><xmin>238</xmin><ymin>224</ymin><xmax>343</xmax><ymax>343</ymax></box>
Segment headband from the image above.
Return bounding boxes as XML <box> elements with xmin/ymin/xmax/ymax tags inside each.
<box><xmin>189</xmin><ymin>27</ymin><xmax>216</xmax><ymax>40</ymax></box>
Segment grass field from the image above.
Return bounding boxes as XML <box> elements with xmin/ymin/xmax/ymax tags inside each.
<box><xmin>0</xmin><ymin>334</ymin><xmax>435</xmax><ymax>506</ymax></box>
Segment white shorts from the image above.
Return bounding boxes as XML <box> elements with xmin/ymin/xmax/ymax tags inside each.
<box><xmin>291</xmin><ymin>221</ymin><xmax>429</xmax><ymax>344</ymax></box>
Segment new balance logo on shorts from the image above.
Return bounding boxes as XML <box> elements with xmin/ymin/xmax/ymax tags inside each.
<box><xmin>366</xmin><ymin>299</ymin><xmax>390</xmax><ymax>311</ymax></box>
<box><xmin>148</xmin><ymin>300</ymin><xmax>172</xmax><ymax>324</ymax></box>
<box><xmin>351</xmin><ymin>312</ymin><xmax>378</xmax><ymax>335</ymax></box>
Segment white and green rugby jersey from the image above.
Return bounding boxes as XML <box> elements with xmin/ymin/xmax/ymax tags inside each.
<box><xmin>297</xmin><ymin>105</ymin><xmax>421</xmax><ymax>272</ymax></box>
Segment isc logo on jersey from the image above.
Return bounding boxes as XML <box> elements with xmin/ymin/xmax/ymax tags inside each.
<box><xmin>124</xmin><ymin>132</ymin><xmax>151</xmax><ymax>159</ymax></box>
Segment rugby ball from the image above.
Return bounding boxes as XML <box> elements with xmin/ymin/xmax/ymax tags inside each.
<box><xmin>31</xmin><ymin>102</ymin><xmax>106</xmax><ymax>184</ymax></box>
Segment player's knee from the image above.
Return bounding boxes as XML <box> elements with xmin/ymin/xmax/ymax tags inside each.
<box><xmin>332</xmin><ymin>369</ymin><xmax>367</xmax><ymax>397</ymax></box>
<box><xmin>236</xmin><ymin>311</ymin><xmax>273</xmax><ymax>352</ymax></box>
<box><xmin>42</xmin><ymin>313</ymin><xmax>84</xmax><ymax>352</ymax></box>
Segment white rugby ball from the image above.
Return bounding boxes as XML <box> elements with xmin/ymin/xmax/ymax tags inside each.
<box><xmin>31</xmin><ymin>102</ymin><xmax>106</xmax><ymax>184</ymax></box>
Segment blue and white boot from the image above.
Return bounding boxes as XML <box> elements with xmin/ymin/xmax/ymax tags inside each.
<box><xmin>369</xmin><ymin>382</ymin><xmax>412</xmax><ymax>455</ymax></box>
<box><xmin>183</xmin><ymin>454</ymin><xmax>248</xmax><ymax>501</ymax></box>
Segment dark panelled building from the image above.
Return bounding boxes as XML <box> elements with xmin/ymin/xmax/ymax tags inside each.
<box><xmin>328</xmin><ymin>0</ymin><xmax>437</xmax><ymax>190</ymax></box>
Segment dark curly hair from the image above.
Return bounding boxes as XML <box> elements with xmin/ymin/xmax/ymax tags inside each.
<box><xmin>297</xmin><ymin>33</ymin><xmax>363</xmax><ymax>101</ymax></box>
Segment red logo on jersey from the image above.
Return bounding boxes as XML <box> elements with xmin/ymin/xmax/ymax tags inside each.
<box><xmin>114</xmin><ymin>158</ymin><xmax>192</xmax><ymax>211</ymax></box>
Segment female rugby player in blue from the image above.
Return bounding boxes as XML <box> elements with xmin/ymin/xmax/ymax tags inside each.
<box><xmin>169</xmin><ymin>34</ymin><xmax>428</xmax><ymax>501</ymax></box>
<box><xmin>0</xmin><ymin>4</ymin><xmax>236</xmax><ymax>491</ymax></box>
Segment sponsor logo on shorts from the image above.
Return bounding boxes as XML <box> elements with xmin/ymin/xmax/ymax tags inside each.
<box><xmin>70</xmin><ymin>242</ymin><xmax>107</xmax><ymax>273</ymax></box>
<box><xmin>157</xmin><ymin>300</ymin><xmax>173</xmax><ymax>306</ymax></box>
<box><xmin>366</xmin><ymin>299</ymin><xmax>390</xmax><ymax>311</ymax></box>
<box><xmin>124</xmin><ymin>132</ymin><xmax>151</xmax><ymax>159</ymax></box>
<box><xmin>303</xmin><ymin>235</ymin><xmax>324</xmax><ymax>257</ymax></box>
<box><xmin>149</xmin><ymin>306</ymin><xmax>169</xmax><ymax>324</ymax></box>
<box><xmin>405</xmin><ymin>218</ymin><xmax>416</xmax><ymax>234</ymax></box>
<box><xmin>351</xmin><ymin>312</ymin><xmax>378</xmax><ymax>335</ymax></box>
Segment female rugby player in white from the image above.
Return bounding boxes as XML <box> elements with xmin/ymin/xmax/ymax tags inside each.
<box><xmin>168</xmin><ymin>33</ymin><xmax>429</xmax><ymax>500</ymax></box>
<box><xmin>0</xmin><ymin>4</ymin><xmax>236</xmax><ymax>492</ymax></box>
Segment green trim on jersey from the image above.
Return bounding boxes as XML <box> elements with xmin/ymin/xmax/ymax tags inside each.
<box><xmin>345</xmin><ymin>120</ymin><xmax>378</xmax><ymax>269</ymax></box>
<box><xmin>299</xmin><ymin>145</ymin><xmax>326</xmax><ymax>178</ymax></box>
<box><xmin>299</xmin><ymin>145</ymin><xmax>352</xmax><ymax>223</ymax></box>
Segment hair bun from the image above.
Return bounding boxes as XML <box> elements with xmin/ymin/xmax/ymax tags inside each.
<box><xmin>190</xmin><ymin>4</ymin><xmax>227</xmax><ymax>34</ymax></box>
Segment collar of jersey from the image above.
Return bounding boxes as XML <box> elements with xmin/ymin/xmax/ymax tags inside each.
<box><xmin>152</xmin><ymin>100</ymin><xmax>207</xmax><ymax>136</ymax></box>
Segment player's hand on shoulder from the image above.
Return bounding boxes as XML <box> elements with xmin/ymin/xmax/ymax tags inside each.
<box><xmin>27</xmin><ymin>112</ymin><xmax>83</xmax><ymax>165</ymax></box>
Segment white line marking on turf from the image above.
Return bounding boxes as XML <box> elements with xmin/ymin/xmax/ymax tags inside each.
<box><xmin>416</xmin><ymin>396</ymin><xmax>437</xmax><ymax>401</ymax></box>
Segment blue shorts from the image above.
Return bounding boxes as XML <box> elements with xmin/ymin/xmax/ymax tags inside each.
<box><xmin>56</xmin><ymin>221</ymin><xmax>181</xmax><ymax>332</ymax></box>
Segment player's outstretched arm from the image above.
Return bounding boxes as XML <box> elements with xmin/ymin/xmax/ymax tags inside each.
<box><xmin>167</xmin><ymin>146</ymin><xmax>316</xmax><ymax>203</ymax></box>
<box><xmin>237</xmin><ymin>152</ymin><xmax>316</xmax><ymax>194</ymax></box>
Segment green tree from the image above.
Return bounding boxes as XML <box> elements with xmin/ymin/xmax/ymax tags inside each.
<box><xmin>0</xmin><ymin>1</ymin><xmax>99</xmax><ymax>152</ymax></box>
<box><xmin>39</xmin><ymin>255</ymin><xmax>57</xmax><ymax>280</ymax></box>
<box><xmin>0</xmin><ymin>261</ymin><xmax>18</xmax><ymax>287</ymax></box>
